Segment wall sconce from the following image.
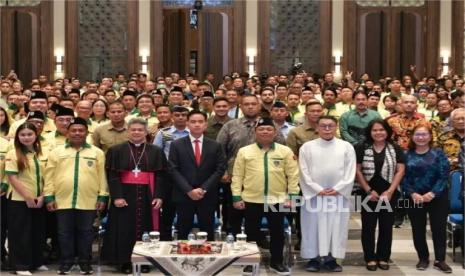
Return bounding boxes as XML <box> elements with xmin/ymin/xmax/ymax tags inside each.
<box><xmin>54</xmin><ymin>49</ymin><xmax>64</xmax><ymax>79</ymax></box>
<box><xmin>441</xmin><ymin>51</ymin><xmax>449</xmax><ymax>76</ymax></box>
<box><xmin>246</xmin><ymin>48</ymin><xmax>256</xmax><ymax>76</ymax></box>
<box><xmin>140</xmin><ymin>50</ymin><xmax>149</xmax><ymax>75</ymax></box>
<box><xmin>334</xmin><ymin>54</ymin><xmax>342</xmax><ymax>76</ymax></box>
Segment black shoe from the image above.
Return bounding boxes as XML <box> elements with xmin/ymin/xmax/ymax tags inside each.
<box><xmin>57</xmin><ymin>264</ymin><xmax>72</xmax><ymax>275</ymax></box>
<box><xmin>269</xmin><ymin>263</ymin><xmax>290</xmax><ymax>275</ymax></box>
<box><xmin>394</xmin><ymin>217</ymin><xmax>403</xmax><ymax>228</ymax></box>
<box><xmin>433</xmin><ymin>261</ymin><xmax>452</xmax><ymax>273</ymax></box>
<box><xmin>378</xmin><ymin>261</ymin><xmax>389</xmax><ymax>270</ymax></box>
<box><xmin>324</xmin><ymin>260</ymin><xmax>343</xmax><ymax>272</ymax></box>
<box><xmin>416</xmin><ymin>260</ymin><xmax>429</xmax><ymax>270</ymax></box>
<box><xmin>242</xmin><ymin>265</ymin><xmax>253</xmax><ymax>276</ymax></box>
<box><xmin>0</xmin><ymin>261</ymin><xmax>10</xmax><ymax>271</ymax></box>
<box><xmin>120</xmin><ymin>263</ymin><xmax>132</xmax><ymax>274</ymax></box>
<box><xmin>366</xmin><ymin>261</ymin><xmax>377</xmax><ymax>271</ymax></box>
<box><xmin>306</xmin><ymin>259</ymin><xmax>320</xmax><ymax>272</ymax></box>
<box><xmin>140</xmin><ymin>265</ymin><xmax>150</xmax><ymax>273</ymax></box>
<box><xmin>79</xmin><ymin>264</ymin><xmax>93</xmax><ymax>275</ymax></box>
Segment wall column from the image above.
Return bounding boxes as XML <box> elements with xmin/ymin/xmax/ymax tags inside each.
<box><xmin>245</xmin><ymin>0</ymin><xmax>258</xmax><ymax>75</ymax></box>
<box><xmin>332</xmin><ymin>0</ymin><xmax>344</xmax><ymax>76</ymax></box>
<box><xmin>439</xmin><ymin>0</ymin><xmax>452</xmax><ymax>76</ymax></box>
<box><xmin>53</xmin><ymin>0</ymin><xmax>65</xmax><ymax>79</ymax></box>
<box><xmin>139</xmin><ymin>0</ymin><xmax>150</xmax><ymax>77</ymax></box>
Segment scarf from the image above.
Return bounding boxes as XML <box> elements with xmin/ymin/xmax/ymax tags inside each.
<box><xmin>361</xmin><ymin>143</ymin><xmax>397</xmax><ymax>183</ymax></box>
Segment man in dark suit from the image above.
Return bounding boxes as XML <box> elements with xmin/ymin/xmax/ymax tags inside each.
<box><xmin>169</xmin><ymin>110</ymin><xmax>226</xmax><ymax>241</ymax></box>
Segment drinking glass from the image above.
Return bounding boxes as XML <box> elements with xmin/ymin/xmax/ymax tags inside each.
<box><xmin>149</xmin><ymin>231</ymin><xmax>160</xmax><ymax>249</ymax></box>
<box><xmin>196</xmin><ymin>232</ymin><xmax>208</xmax><ymax>243</ymax></box>
<box><xmin>236</xmin><ymin>233</ymin><xmax>247</xmax><ymax>250</ymax></box>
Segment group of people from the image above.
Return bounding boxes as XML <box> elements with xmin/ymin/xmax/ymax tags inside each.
<box><xmin>0</xmin><ymin>69</ymin><xmax>464</xmax><ymax>275</ymax></box>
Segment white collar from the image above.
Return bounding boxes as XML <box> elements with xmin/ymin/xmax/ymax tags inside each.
<box><xmin>189</xmin><ymin>134</ymin><xmax>204</xmax><ymax>143</ymax></box>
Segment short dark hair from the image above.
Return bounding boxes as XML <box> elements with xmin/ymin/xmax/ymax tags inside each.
<box><xmin>276</xmin><ymin>82</ymin><xmax>287</xmax><ymax>89</ymax></box>
<box><xmin>323</xmin><ymin>88</ymin><xmax>337</xmax><ymax>97</ymax></box>
<box><xmin>305</xmin><ymin>101</ymin><xmax>323</xmax><ymax>110</ymax></box>
<box><xmin>241</xmin><ymin>94</ymin><xmax>258</xmax><ymax>102</ymax></box>
<box><xmin>104</xmin><ymin>89</ymin><xmax>115</xmax><ymax>96</ymax></box>
<box><xmin>136</xmin><ymin>94</ymin><xmax>154</xmax><ymax>105</ymax></box>
<box><xmin>188</xmin><ymin>110</ymin><xmax>207</xmax><ymax>121</ymax></box>
<box><xmin>156</xmin><ymin>104</ymin><xmax>171</xmax><ymax>112</ymax></box>
<box><xmin>317</xmin><ymin>115</ymin><xmax>338</xmax><ymax>125</ymax></box>
<box><xmin>261</xmin><ymin>87</ymin><xmax>275</xmax><ymax>94</ymax></box>
<box><xmin>451</xmin><ymin>89</ymin><xmax>464</xmax><ymax>100</ymax></box>
<box><xmin>108</xmin><ymin>101</ymin><xmax>124</xmax><ymax>109</ymax></box>
<box><xmin>364</xmin><ymin>119</ymin><xmax>393</xmax><ymax>145</ymax></box>
<box><xmin>353</xmin><ymin>90</ymin><xmax>368</xmax><ymax>99</ymax></box>
<box><xmin>383</xmin><ymin>94</ymin><xmax>398</xmax><ymax>104</ymax></box>
<box><xmin>213</xmin><ymin>97</ymin><xmax>228</xmax><ymax>105</ymax></box>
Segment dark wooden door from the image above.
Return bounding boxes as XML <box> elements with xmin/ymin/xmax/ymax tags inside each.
<box><xmin>1</xmin><ymin>1</ymin><xmax>52</xmax><ymax>84</ymax></box>
<box><xmin>357</xmin><ymin>8</ymin><xmax>425</xmax><ymax>80</ymax></box>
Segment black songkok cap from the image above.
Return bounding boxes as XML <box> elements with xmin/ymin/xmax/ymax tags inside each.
<box><xmin>68</xmin><ymin>117</ymin><xmax>88</xmax><ymax>129</ymax></box>
<box><xmin>30</xmin><ymin>90</ymin><xmax>47</xmax><ymax>100</ymax></box>
<box><xmin>418</xmin><ymin>86</ymin><xmax>431</xmax><ymax>93</ymax></box>
<box><xmin>55</xmin><ymin>105</ymin><xmax>75</xmax><ymax>117</ymax></box>
<box><xmin>171</xmin><ymin>105</ymin><xmax>189</xmax><ymax>113</ymax></box>
<box><xmin>50</xmin><ymin>103</ymin><xmax>62</xmax><ymax>113</ymax></box>
<box><xmin>201</xmin><ymin>91</ymin><xmax>214</xmax><ymax>98</ymax></box>
<box><xmin>152</xmin><ymin>89</ymin><xmax>163</xmax><ymax>96</ymax></box>
<box><xmin>123</xmin><ymin>90</ymin><xmax>137</xmax><ymax>98</ymax></box>
<box><xmin>272</xmin><ymin>101</ymin><xmax>287</xmax><ymax>109</ymax></box>
<box><xmin>255</xmin><ymin>117</ymin><xmax>275</xmax><ymax>128</ymax></box>
<box><xmin>27</xmin><ymin>111</ymin><xmax>45</xmax><ymax>121</ymax></box>
<box><xmin>170</xmin><ymin>86</ymin><xmax>183</xmax><ymax>93</ymax></box>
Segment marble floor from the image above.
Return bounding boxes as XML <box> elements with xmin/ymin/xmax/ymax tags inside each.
<box><xmin>17</xmin><ymin>213</ymin><xmax>464</xmax><ymax>276</ymax></box>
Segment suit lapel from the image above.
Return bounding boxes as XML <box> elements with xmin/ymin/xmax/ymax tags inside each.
<box><xmin>184</xmin><ymin>137</ymin><xmax>196</xmax><ymax>165</ymax></box>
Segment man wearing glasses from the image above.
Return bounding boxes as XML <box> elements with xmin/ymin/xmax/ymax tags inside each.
<box><xmin>299</xmin><ymin>115</ymin><xmax>356</xmax><ymax>272</ymax></box>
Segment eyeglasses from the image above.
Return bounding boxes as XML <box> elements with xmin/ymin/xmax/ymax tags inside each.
<box><xmin>413</xmin><ymin>133</ymin><xmax>430</xmax><ymax>138</ymax></box>
<box><xmin>318</xmin><ymin>124</ymin><xmax>337</xmax><ymax>130</ymax></box>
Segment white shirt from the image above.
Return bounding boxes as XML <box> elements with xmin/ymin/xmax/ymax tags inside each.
<box><xmin>189</xmin><ymin>134</ymin><xmax>203</xmax><ymax>155</ymax></box>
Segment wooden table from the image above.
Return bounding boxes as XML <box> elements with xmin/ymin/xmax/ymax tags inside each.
<box><xmin>131</xmin><ymin>241</ymin><xmax>261</xmax><ymax>276</ymax></box>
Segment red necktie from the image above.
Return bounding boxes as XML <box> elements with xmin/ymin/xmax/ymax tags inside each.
<box><xmin>194</xmin><ymin>139</ymin><xmax>201</xmax><ymax>165</ymax></box>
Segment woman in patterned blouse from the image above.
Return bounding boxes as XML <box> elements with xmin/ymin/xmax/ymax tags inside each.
<box><xmin>402</xmin><ymin>124</ymin><xmax>452</xmax><ymax>273</ymax></box>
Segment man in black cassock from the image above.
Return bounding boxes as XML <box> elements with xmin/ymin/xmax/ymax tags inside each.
<box><xmin>101</xmin><ymin>118</ymin><xmax>168</xmax><ymax>274</ymax></box>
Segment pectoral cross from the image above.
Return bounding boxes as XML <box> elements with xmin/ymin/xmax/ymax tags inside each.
<box><xmin>132</xmin><ymin>166</ymin><xmax>141</xmax><ymax>178</ymax></box>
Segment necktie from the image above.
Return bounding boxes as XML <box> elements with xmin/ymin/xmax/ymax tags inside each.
<box><xmin>194</xmin><ymin>139</ymin><xmax>201</xmax><ymax>165</ymax></box>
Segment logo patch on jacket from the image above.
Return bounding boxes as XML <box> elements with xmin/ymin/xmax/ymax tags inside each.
<box><xmin>87</xmin><ymin>160</ymin><xmax>94</xmax><ymax>167</ymax></box>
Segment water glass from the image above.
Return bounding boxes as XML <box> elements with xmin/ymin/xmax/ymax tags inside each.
<box><xmin>196</xmin><ymin>232</ymin><xmax>208</xmax><ymax>243</ymax></box>
<box><xmin>149</xmin><ymin>231</ymin><xmax>160</xmax><ymax>249</ymax></box>
<box><xmin>236</xmin><ymin>233</ymin><xmax>247</xmax><ymax>250</ymax></box>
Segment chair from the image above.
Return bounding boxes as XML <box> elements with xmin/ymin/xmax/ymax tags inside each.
<box><xmin>446</xmin><ymin>170</ymin><xmax>464</xmax><ymax>266</ymax></box>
